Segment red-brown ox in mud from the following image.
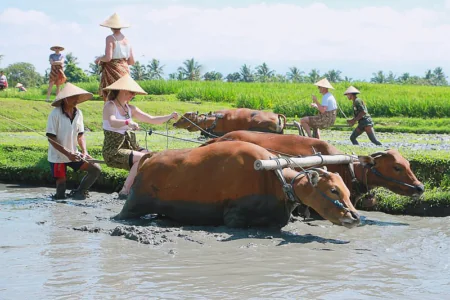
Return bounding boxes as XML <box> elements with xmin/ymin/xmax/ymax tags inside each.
<box><xmin>114</xmin><ymin>141</ymin><xmax>360</xmax><ymax>228</ymax></box>
<box><xmin>172</xmin><ymin>108</ymin><xmax>287</xmax><ymax>136</ymax></box>
<box><xmin>203</xmin><ymin>131</ymin><xmax>425</xmax><ymax>206</ymax></box>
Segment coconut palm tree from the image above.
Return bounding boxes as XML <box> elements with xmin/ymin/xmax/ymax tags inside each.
<box><xmin>255</xmin><ymin>62</ymin><xmax>274</xmax><ymax>82</ymax></box>
<box><xmin>287</xmin><ymin>67</ymin><xmax>304</xmax><ymax>83</ymax></box>
<box><xmin>240</xmin><ymin>64</ymin><xmax>254</xmax><ymax>82</ymax></box>
<box><xmin>178</xmin><ymin>58</ymin><xmax>202</xmax><ymax>81</ymax></box>
<box><xmin>225</xmin><ymin>72</ymin><xmax>241</xmax><ymax>82</ymax></box>
<box><xmin>324</xmin><ymin>69</ymin><xmax>343</xmax><ymax>83</ymax></box>
<box><xmin>433</xmin><ymin>67</ymin><xmax>447</xmax><ymax>86</ymax></box>
<box><xmin>370</xmin><ymin>71</ymin><xmax>386</xmax><ymax>83</ymax></box>
<box><xmin>203</xmin><ymin>71</ymin><xmax>223</xmax><ymax>81</ymax></box>
<box><xmin>147</xmin><ymin>59</ymin><xmax>165</xmax><ymax>80</ymax></box>
<box><xmin>130</xmin><ymin>61</ymin><xmax>147</xmax><ymax>81</ymax></box>
<box><xmin>64</xmin><ymin>53</ymin><xmax>79</xmax><ymax>65</ymax></box>
<box><xmin>307</xmin><ymin>69</ymin><xmax>321</xmax><ymax>83</ymax></box>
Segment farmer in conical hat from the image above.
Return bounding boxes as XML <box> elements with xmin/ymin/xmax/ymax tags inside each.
<box><xmin>46</xmin><ymin>83</ymin><xmax>101</xmax><ymax>200</ymax></box>
<box><xmin>95</xmin><ymin>13</ymin><xmax>135</xmax><ymax>101</ymax></box>
<box><xmin>345</xmin><ymin>86</ymin><xmax>382</xmax><ymax>146</ymax></box>
<box><xmin>46</xmin><ymin>45</ymin><xmax>67</xmax><ymax>102</ymax></box>
<box><xmin>102</xmin><ymin>75</ymin><xmax>178</xmax><ymax>199</ymax></box>
<box><xmin>294</xmin><ymin>78</ymin><xmax>337</xmax><ymax>139</ymax></box>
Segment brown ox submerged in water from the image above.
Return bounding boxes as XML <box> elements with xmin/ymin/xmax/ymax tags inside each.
<box><xmin>115</xmin><ymin>141</ymin><xmax>360</xmax><ymax>228</ymax></box>
<box><xmin>172</xmin><ymin>108</ymin><xmax>287</xmax><ymax>136</ymax></box>
<box><xmin>204</xmin><ymin>131</ymin><xmax>425</xmax><ymax>206</ymax></box>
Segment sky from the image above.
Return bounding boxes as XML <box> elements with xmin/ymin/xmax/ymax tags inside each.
<box><xmin>1</xmin><ymin>0</ymin><xmax>450</xmax><ymax>80</ymax></box>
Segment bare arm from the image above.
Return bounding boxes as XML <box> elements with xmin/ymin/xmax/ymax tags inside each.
<box><xmin>127</xmin><ymin>46</ymin><xmax>135</xmax><ymax>65</ymax></box>
<box><xmin>131</xmin><ymin>105</ymin><xmax>178</xmax><ymax>124</ymax></box>
<box><xmin>47</xmin><ymin>136</ymin><xmax>79</xmax><ymax>161</ymax></box>
<box><xmin>96</xmin><ymin>36</ymin><xmax>114</xmax><ymax>63</ymax></box>
<box><xmin>77</xmin><ymin>133</ymin><xmax>91</xmax><ymax>158</ymax></box>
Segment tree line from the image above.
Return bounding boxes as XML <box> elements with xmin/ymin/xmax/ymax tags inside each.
<box><xmin>0</xmin><ymin>54</ymin><xmax>447</xmax><ymax>88</ymax></box>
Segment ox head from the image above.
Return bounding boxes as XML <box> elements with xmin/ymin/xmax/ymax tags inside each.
<box><xmin>358</xmin><ymin>149</ymin><xmax>424</xmax><ymax>198</ymax></box>
<box><xmin>293</xmin><ymin>169</ymin><xmax>360</xmax><ymax>228</ymax></box>
<box><xmin>173</xmin><ymin>111</ymin><xmax>200</xmax><ymax>131</ymax></box>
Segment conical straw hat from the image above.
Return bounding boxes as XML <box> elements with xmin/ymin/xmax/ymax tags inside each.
<box><xmin>51</xmin><ymin>83</ymin><xmax>93</xmax><ymax>107</ymax></box>
<box><xmin>314</xmin><ymin>78</ymin><xmax>334</xmax><ymax>90</ymax></box>
<box><xmin>103</xmin><ymin>74</ymin><xmax>147</xmax><ymax>95</ymax></box>
<box><xmin>100</xmin><ymin>13</ymin><xmax>130</xmax><ymax>29</ymax></box>
<box><xmin>50</xmin><ymin>45</ymin><xmax>64</xmax><ymax>51</ymax></box>
<box><xmin>15</xmin><ymin>83</ymin><xmax>23</xmax><ymax>88</ymax></box>
<box><xmin>343</xmin><ymin>86</ymin><xmax>360</xmax><ymax>95</ymax></box>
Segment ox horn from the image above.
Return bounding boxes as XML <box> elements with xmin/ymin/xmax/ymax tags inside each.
<box><xmin>308</xmin><ymin>167</ymin><xmax>330</xmax><ymax>177</ymax></box>
<box><xmin>370</xmin><ymin>151</ymin><xmax>388</xmax><ymax>158</ymax></box>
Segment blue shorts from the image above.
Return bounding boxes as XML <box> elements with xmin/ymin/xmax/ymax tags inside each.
<box><xmin>49</xmin><ymin>161</ymin><xmax>84</xmax><ymax>178</ymax></box>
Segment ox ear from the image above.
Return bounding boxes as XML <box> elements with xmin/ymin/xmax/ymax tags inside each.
<box><xmin>309</xmin><ymin>171</ymin><xmax>320</xmax><ymax>187</ymax></box>
<box><xmin>358</xmin><ymin>155</ymin><xmax>375</xmax><ymax>167</ymax></box>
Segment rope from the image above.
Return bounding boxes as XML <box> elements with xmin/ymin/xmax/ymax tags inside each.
<box><xmin>180</xmin><ymin>114</ymin><xmax>221</xmax><ymax>138</ymax></box>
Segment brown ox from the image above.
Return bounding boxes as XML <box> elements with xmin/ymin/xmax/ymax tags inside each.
<box><xmin>115</xmin><ymin>141</ymin><xmax>360</xmax><ymax>228</ymax></box>
<box><xmin>203</xmin><ymin>131</ymin><xmax>425</xmax><ymax>205</ymax></box>
<box><xmin>172</xmin><ymin>108</ymin><xmax>287</xmax><ymax>136</ymax></box>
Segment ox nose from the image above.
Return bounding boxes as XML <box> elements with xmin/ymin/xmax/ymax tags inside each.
<box><xmin>350</xmin><ymin>210</ymin><xmax>360</xmax><ymax>222</ymax></box>
<box><xmin>415</xmin><ymin>184</ymin><xmax>425</xmax><ymax>194</ymax></box>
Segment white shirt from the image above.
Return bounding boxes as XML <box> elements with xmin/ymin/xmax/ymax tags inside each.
<box><xmin>46</xmin><ymin>107</ymin><xmax>84</xmax><ymax>163</ymax></box>
<box><xmin>102</xmin><ymin>102</ymin><xmax>131</xmax><ymax>134</ymax></box>
<box><xmin>0</xmin><ymin>75</ymin><xmax>6</xmax><ymax>83</ymax></box>
<box><xmin>321</xmin><ymin>92</ymin><xmax>337</xmax><ymax>111</ymax></box>
<box><xmin>111</xmin><ymin>35</ymin><xmax>130</xmax><ymax>59</ymax></box>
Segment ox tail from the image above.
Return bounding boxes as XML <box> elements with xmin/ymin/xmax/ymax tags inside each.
<box><xmin>137</xmin><ymin>151</ymin><xmax>157</xmax><ymax>172</ymax></box>
<box><xmin>278</xmin><ymin>114</ymin><xmax>287</xmax><ymax>133</ymax></box>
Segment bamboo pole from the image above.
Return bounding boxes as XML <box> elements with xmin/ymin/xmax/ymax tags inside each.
<box><xmin>254</xmin><ymin>154</ymin><xmax>357</xmax><ymax>171</ymax></box>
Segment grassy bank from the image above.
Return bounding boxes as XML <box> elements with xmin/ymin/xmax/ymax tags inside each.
<box><xmin>0</xmin><ymin>129</ymin><xmax>449</xmax><ymax>216</ymax></box>
<box><xmin>2</xmin><ymin>80</ymin><xmax>450</xmax><ymax>118</ymax></box>
<box><xmin>1</xmin><ymin>97</ymin><xmax>450</xmax><ymax>134</ymax></box>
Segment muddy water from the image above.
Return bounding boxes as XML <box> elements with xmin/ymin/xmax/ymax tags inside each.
<box><xmin>1</xmin><ymin>183</ymin><xmax>449</xmax><ymax>299</ymax></box>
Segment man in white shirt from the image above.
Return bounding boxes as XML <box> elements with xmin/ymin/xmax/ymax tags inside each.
<box><xmin>46</xmin><ymin>83</ymin><xmax>101</xmax><ymax>199</ymax></box>
<box><xmin>294</xmin><ymin>78</ymin><xmax>337</xmax><ymax>139</ymax></box>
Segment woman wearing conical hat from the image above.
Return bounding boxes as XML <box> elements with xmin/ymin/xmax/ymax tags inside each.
<box><xmin>95</xmin><ymin>13</ymin><xmax>135</xmax><ymax>101</ymax></box>
<box><xmin>46</xmin><ymin>45</ymin><xmax>67</xmax><ymax>102</ymax></box>
<box><xmin>294</xmin><ymin>78</ymin><xmax>337</xmax><ymax>139</ymax></box>
<box><xmin>46</xmin><ymin>83</ymin><xmax>101</xmax><ymax>200</ymax></box>
<box><xmin>102</xmin><ymin>75</ymin><xmax>178</xmax><ymax>199</ymax></box>
<box><xmin>345</xmin><ymin>86</ymin><xmax>382</xmax><ymax>146</ymax></box>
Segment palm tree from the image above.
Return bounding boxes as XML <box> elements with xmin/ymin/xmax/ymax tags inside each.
<box><xmin>386</xmin><ymin>71</ymin><xmax>396</xmax><ymax>84</ymax></box>
<box><xmin>287</xmin><ymin>67</ymin><xmax>304</xmax><ymax>83</ymax></box>
<box><xmin>255</xmin><ymin>62</ymin><xmax>274</xmax><ymax>82</ymax></box>
<box><xmin>370</xmin><ymin>71</ymin><xmax>386</xmax><ymax>83</ymax></box>
<box><xmin>64</xmin><ymin>53</ymin><xmax>79</xmax><ymax>65</ymax></box>
<box><xmin>324</xmin><ymin>69</ymin><xmax>343</xmax><ymax>83</ymax></box>
<box><xmin>147</xmin><ymin>59</ymin><xmax>165</xmax><ymax>80</ymax></box>
<box><xmin>178</xmin><ymin>58</ymin><xmax>202</xmax><ymax>81</ymax></box>
<box><xmin>307</xmin><ymin>69</ymin><xmax>321</xmax><ymax>83</ymax></box>
<box><xmin>87</xmin><ymin>63</ymin><xmax>100</xmax><ymax>75</ymax></box>
<box><xmin>225</xmin><ymin>72</ymin><xmax>241</xmax><ymax>82</ymax></box>
<box><xmin>203</xmin><ymin>71</ymin><xmax>223</xmax><ymax>81</ymax></box>
<box><xmin>130</xmin><ymin>61</ymin><xmax>147</xmax><ymax>81</ymax></box>
<box><xmin>433</xmin><ymin>67</ymin><xmax>447</xmax><ymax>86</ymax></box>
<box><xmin>397</xmin><ymin>73</ymin><xmax>410</xmax><ymax>84</ymax></box>
<box><xmin>240</xmin><ymin>64</ymin><xmax>254</xmax><ymax>82</ymax></box>
<box><xmin>343</xmin><ymin>76</ymin><xmax>353</xmax><ymax>83</ymax></box>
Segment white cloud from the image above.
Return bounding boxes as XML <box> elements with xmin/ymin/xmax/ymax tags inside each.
<box><xmin>1</xmin><ymin>3</ymin><xmax>449</xmax><ymax>78</ymax></box>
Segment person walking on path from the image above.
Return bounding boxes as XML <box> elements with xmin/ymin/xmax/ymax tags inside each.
<box><xmin>46</xmin><ymin>45</ymin><xmax>67</xmax><ymax>102</ymax></box>
<box><xmin>95</xmin><ymin>13</ymin><xmax>135</xmax><ymax>101</ymax></box>
<box><xmin>294</xmin><ymin>78</ymin><xmax>337</xmax><ymax>139</ymax></box>
<box><xmin>102</xmin><ymin>75</ymin><xmax>178</xmax><ymax>199</ymax></box>
<box><xmin>345</xmin><ymin>86</ymin><xmax>382</xmax><ymax>146</ymax></box>
<box><xmin>46</xmin><ymin>83</ymin><xmax>101</xmax><ymax>200</ymax></box>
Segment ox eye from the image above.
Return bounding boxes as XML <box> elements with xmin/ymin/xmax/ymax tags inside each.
<box><xmin>394</xmin><ymin>166</ymin><xmax>402</xmax><ymax>172</ymax></box>
<box><xmin>331</xmin><ymin>188</ymin><xmax>339</xmax><ymax>195</ymax></box>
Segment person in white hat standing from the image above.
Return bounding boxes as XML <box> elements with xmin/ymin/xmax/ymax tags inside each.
<box><xmin>95</xmin><ymin>13</ymin><xmax>135</xmax><ymax>101</ymax></box>
<box><xmin>294</xmin><ymin>78</ymin><xmax>337</xmax><ymax>139</ymax></box>
<box><xmin>102</xmin><ymin>74</ymin><xmax>178</xmax><ymax>199</ymax></box>
<box><xmin>46</xmin><ymin>83</ymin><xmax>101</xmax><ymax>200</ymax></box>
<box><xmin>345</xmin><ymin>86</ymin><xmax>382</xmax><ymax>146</ymax></box>
<box><xmin>46</xmin><ymin>45</ymin><xmax>67</xmax><ymax>102</ymax></box>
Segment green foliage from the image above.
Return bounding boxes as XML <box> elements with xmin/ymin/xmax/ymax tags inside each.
<box><xmin>3</xmin><ymin>62</ymin><xmax>43</xmax><ymax>88</ymax></box>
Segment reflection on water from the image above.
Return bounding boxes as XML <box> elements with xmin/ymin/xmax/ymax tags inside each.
<box><xmin>1</xmin><ymin>183</ymin><xmax>449</xmax><ymax>299</ymax></box>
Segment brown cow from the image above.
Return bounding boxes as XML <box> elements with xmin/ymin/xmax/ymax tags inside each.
<box><xmin>114</xmin><ymin>141</ymin><xmax>360</xmax><ymax>228</ymax></box>
<box><xmin>172</xmin><ymin>108</ymin><xmax>287</xmax><ymax>136</ymax></box>
<box><xmin>203</xmin><ymin>131</ymin><xmax>425</xmax><ymax>206</ymax></box>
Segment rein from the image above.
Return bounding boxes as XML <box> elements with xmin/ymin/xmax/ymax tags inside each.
<box><xmin>368</xmin><ymin>165</ymin><xmax>418</xmax><ymax>190</ymax></box>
